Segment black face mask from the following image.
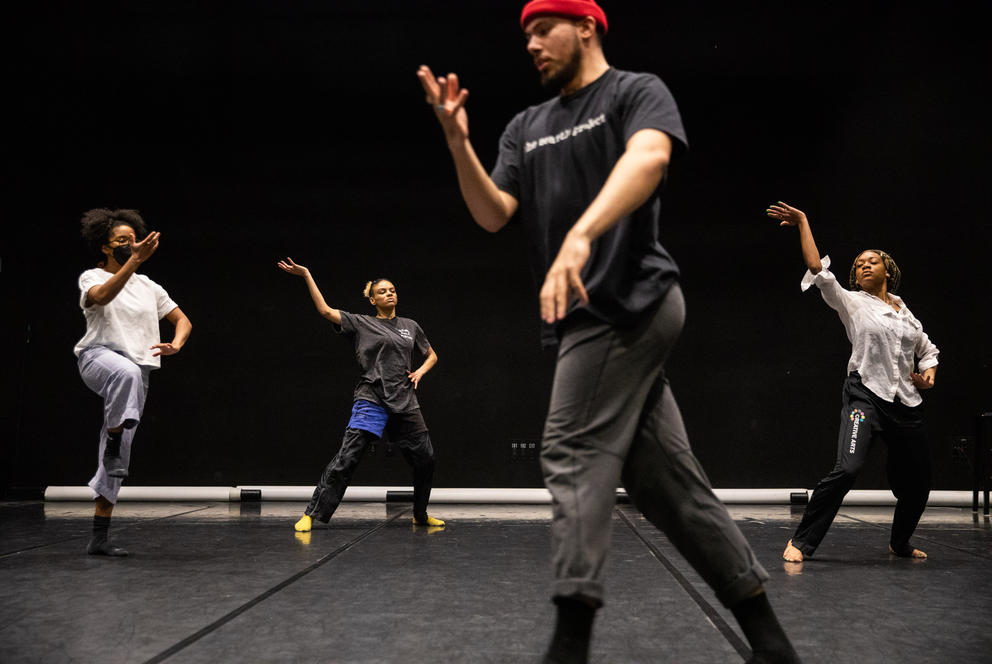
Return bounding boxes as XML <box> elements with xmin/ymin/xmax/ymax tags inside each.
<box><xmin>111</xmin><ymin>244</ymin><xmax>132</xmax><ymax>265</ymax></box>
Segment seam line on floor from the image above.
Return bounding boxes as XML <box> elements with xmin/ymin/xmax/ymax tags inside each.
<box><xmin>142</xmin><ymin>508</ymin><xmax>410</xmax><ymax>664</ymax></box>
<box><xmin>837</xmin><ymin>512</ymin><xmax>992</xmax><ymax>560</ymax></box>
<box><xmin>0</xmin><ymin>505</ymin><xmax>214</xmax><ymax>559</ymax></box>
<box><xmin>616</xmin><ymin>507</ymin><xmax>751</xmax><ymax>660</ymax></box>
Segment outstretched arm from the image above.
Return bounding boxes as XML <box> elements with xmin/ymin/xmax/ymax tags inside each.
<box><xmin>276</xmin><ymin>258</ymin><xmax>342</xmax><ymax>325</ymax></box>
<box><xmin>417</xmin><ymin>65</ymin><xmax>518</xmax><ymax>232</ymax></box>
<box><xmin>767</xmin><ymin>202</ymin><xmax>822</xmax><ymax>273</ymax></box>
<box><xmin>407</xmin><ymin>347</ymin><xmax>438</xmax><ymax>390</ymax></box>
<box><xmin>85</xmin><ymin>232</ymin><xmax>161</xmax><ymax>306</ymax></box>
<box><xmin>540</xmin><ymin>128</ymin><xmax>673</xmax><ymax>323</ymax></box>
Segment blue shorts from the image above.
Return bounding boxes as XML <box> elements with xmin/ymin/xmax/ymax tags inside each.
<box><xmin>347</xmin><ymin>400</ymin><xmax>389</xmax><ymax>437</ymax></box>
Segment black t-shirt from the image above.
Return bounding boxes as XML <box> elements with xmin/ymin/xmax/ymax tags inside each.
<box><xmin>491</xmin><ymin>68</ymin><xmax>688</xmax><ymax>347</ymax></box>
<box><xmin>335</xmin><ymin>311</ymin><xmax>432</xmax><ymax>413</ymax></box>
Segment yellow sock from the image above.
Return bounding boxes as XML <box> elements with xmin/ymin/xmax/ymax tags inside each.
<box><xmin>294</xmin><ymin>514</ymin><xmax>312</xmax><ymax>532</ymax></box>
<box><xmin>413</xmin><ymin>515</ymin><xmax>445</xmax><ymax>527</ymax></box>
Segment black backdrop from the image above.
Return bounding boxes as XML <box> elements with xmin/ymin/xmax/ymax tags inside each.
<box><xmin>3</xmin><ymin>2</ymin><xmax>989</xmax><ymax>494</ymax></box>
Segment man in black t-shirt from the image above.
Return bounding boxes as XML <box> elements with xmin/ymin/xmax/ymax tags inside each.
<box><xmin>418</xmin><ymin>2</ymin><xmax>800</xmax><ymax>662</ymax></box>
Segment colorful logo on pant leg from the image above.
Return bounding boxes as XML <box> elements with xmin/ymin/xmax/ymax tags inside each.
<box><xmin>848</xmin><ymin>409</ymin><xmax>865</xmax><ymax>453</ymax></box>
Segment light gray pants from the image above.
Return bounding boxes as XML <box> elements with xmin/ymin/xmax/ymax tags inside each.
<box><xmin>78</xmin><ymin>345</ymin><xmax>150</xmax><ymax>503</ymax></box>
<box><xmin>541</xmin><ymin>285</ymin><xmax>768</xmax><ymax>607</ymax></box>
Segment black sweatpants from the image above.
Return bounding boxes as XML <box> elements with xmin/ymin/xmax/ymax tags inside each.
<box><xmin>305</xmin><ymin>419</ymin><xmax>436</xmax><ymax>523</ymax></box>
<box><xmin>791</xmin><ymin>372</ymin><xmax>931</xmax><ymax>557</ymax></box>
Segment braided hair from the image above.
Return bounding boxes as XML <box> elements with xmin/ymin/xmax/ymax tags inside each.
<box><xmin>848</xmin><ymin>249</ymin><xmax>901</xmax><ymax>294</ymax></box>
<box><xmin>80</xmin><ymin>208</ymin><xmax>147</xmax><ymax>264</ymax></box>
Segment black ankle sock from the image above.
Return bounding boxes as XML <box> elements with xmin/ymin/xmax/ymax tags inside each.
<box><xmin>105</xmin><ymin>430</ymin><xmax>123</xmax><ymax>457</ymax></box>
<box><xmin>544</xmin><ymin>598</ymin><xmax>596</xmax><ymax>664</ymax></box>
<box><xmin>92</xmin><ymin>515</ymin><xmax>111</xmax><ymax>544</ymax></box>
<box><xmin>731</xmin><ymin>592</ymin><xmax>801</xmax><ymax>663</ymax></box>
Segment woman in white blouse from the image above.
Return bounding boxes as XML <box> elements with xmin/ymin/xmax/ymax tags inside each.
<box><xmin>76</xmin><ymin>209</ymin><xmax>192</xmax><ymax>556</ymax></box>
<box><xmin>767</xmin><ymin>201</ymin><xmax>938</xmax><ymax>563</ymax></box>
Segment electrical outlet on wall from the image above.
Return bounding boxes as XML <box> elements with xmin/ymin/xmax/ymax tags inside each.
<box><xmin>509</xmin><ymin>439</ymin><xmax>540</xmax><ymax>461</ymax></box>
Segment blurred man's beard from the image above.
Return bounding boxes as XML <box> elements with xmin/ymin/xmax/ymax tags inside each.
<box><xmin>540</xmin><ymin>38</ymin><xmax>582</xmax><ymax>93</ymax></box>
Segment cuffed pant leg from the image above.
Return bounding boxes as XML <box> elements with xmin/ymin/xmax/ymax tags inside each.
<box><xmin>541</xmin><ymin>327</ymin><xmax>649</xmax><ymax>607</ymax></box>
<box><xmin>79</xmin><ymin>347</ymin><xmax>149</xmax><ymax>504</ymax></box>
<box><xmin>621</xmin><ymin>377</ymin><xmax>768</xmax><ymax>608</ymax></box>
<box><xmin>306</xmin><ymin>428</ymin><xmax>376</xmax><ymax>522</ymax></box>
<box><xmin>543</xmin><ymin>436</ymin><xmax>626</xmax><ymax>606</ymax></box>
<box><xmin>88</xmin><ymin>424</ymin><xmax>141</xmax><ymax>504</ymax></box>
<box><xmin>398</xmin><ymin>432</ymin><xmax>436</xmax><ymax>521</ymax></box>
<box><xmin>542</xmin><ymin>287</ymin><xmax>687</xmax><ymax>607</ymax></box>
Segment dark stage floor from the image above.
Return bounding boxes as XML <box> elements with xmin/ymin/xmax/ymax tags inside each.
<box><xmin>1</xmin><ymin>501</ymin><xmax>989</xmax><ymax>663</ymax></box>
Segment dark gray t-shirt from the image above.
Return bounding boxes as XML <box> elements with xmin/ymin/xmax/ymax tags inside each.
<box><xmin>491</xmin><ymin>68</ymin><xmax>688</xmax><ymax>347</ymax></box>
<box><xmin>336</xmin><ymin>311</ymin><xmax>432</xmax><ymax>413</ymax></box>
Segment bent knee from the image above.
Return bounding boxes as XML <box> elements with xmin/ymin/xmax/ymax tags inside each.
<box><xmin>827</xmin><ymin>462</ymin><xmax>863</xmax><ymax>487</ymax></box>
<box><xmin>111</xmin><ymin>363</ymin><xmax>143</xmax><ymax>386</ymax></box>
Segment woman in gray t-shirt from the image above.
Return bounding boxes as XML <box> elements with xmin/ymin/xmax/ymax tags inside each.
<box><xmin>277</xmin><ymin>258</ymin><xmax>445</xmax><ymax>531</ymax></box>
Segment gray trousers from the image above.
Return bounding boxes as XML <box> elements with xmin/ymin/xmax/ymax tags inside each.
<box><xmin>541</xmin><ymin>285</ymin><xmax>768</xmax><ymax>607</ymax></box>
<box><xmin>78</xmin><ymin>345</ymin><xmax>150</xmax><ymax>503</ymax></box>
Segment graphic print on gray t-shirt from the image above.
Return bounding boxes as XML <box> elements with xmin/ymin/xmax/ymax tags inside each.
<box><xmin>335</xmin><ymin>311</ymin><xmax>431</xmax><ymax>413</ymax></box>
<box><xmin>490</xmin><ymin>68</ymin><xmax>688</xmax><ymax>347</ymax></box>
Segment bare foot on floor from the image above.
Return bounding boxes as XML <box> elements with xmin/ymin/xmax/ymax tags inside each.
<box><xmin>889</xmin><ymin>545</ymin><xmax>927</xmax><ymax>558</ymax></box>
<box><xmin>782</xmin><ymin>539</ymin><xmax>803</xmax><ymax>562</ymax></box>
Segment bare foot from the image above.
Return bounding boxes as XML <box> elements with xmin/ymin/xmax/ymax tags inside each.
<box><xmin>889</xmin><ymin>545</ymin><xmax>927</xmax><ymax>558</ymax></box>
<box><xmin>783</xmin><ymin>560</ymin><xmax>804</xmax><ymax>576</ymax></box>
<box><xmin>782</xmin><ymin>539</ymin><xmax>803</xmax><ymax>562</ymax></box>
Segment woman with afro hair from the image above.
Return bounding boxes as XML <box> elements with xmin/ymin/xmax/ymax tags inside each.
<box><xmin>276</xmin><ymin>258</ymin><xmax>444</xmax><ymax>532</ymax></box>
<box><xmin>767</xmin><ymin>201</ymin><xmax>938</xmax><ymax>563</ymax></box>
<box><xmin>75</xmin><ymin>208</ymin><xmax>192</xmax><ymax>556</ymax></box>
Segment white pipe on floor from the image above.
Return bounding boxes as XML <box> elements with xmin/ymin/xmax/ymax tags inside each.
<box><xmin>714</xmin><ymin>489</ymin><xmax>804</xmax><ymax>504</ymax></box>
<box><xmin>43</xmin><ymin>486</ymin><xmax>234</xmax><ymax>501</ymax></box>
<box><xmin>41</xmin><ymin>486</ymin><xmax>980</xmax><ymax>507</ymax></box>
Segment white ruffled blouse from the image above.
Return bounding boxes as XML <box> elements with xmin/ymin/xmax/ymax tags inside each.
<box><xmin>802</xmin><ymin>256</ymin><xmax>939</xmax><ymax>406</ymax></box>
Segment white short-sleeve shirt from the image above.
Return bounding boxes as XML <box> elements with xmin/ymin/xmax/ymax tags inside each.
<box><xmin>74</xmin><ymin>268</ymin><xmax>178</xmax><ymax>369</ymax></box>
<box><xmin>802</xmin><ymin>256</ymin><xmax>938</xmax><ymax>406</ymax></box>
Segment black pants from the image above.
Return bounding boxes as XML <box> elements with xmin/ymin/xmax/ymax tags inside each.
<box><xmin>305</xmin><ymin>426</ymin><xmax>436</xmax><ymax>523</ymax></box>
<box><xmin>792</xmin><ymin>372</ymin><xmax>931</xmax><ymax>557</ymax></box>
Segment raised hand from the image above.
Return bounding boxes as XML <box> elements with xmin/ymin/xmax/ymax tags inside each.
<box><xmin>540</xmin><ymin>231</ymin><xmax>591</xmax><ymax>323</ymax></box>
<box><xmin>131</xmin><ymin>231</ymin><xmax>161</xmax><ymax>263</ymax></box>
<box><xmin>417</xmin><ymin>64</ymin><xmax>470</xmax><ymax>142</ymax></box>
<box><xmin>277</xmin><ymin>257</ymin><xmax>309</xmax><ymax>277</ymax></box>
<box><xmin>767</xmin><ymin>200</ymin><xmax>822</xmax><ymax>273</ymax></box>
<box><xmin>766</xmin><ymin>201</ymin><xmax>808</xmax><ymax>227</ymax></box>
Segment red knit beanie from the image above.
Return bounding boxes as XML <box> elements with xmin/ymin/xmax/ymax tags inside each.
<box><xmin>520</xmin><ymin>0</ymin><xmax>609</xmax><ymax>34</ymax></box>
